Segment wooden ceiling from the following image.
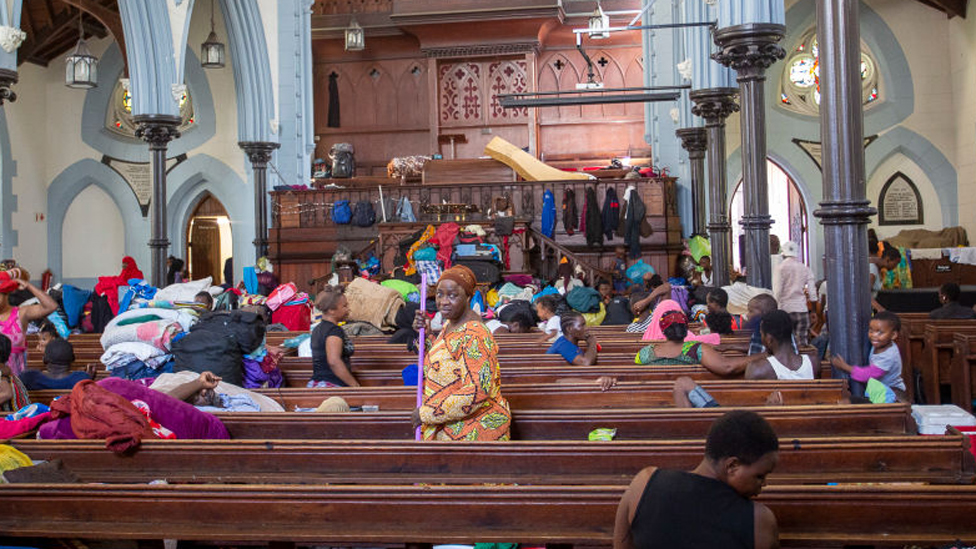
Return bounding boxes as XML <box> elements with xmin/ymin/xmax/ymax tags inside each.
<box><xmin>14</xmin><ymin>0</ymin><xmax>969</xmax><ymax>67</ymax></box>
<box><xmin>19</xmin><ymin>0</ymin><xmax>120</xmax><ymax>67</ymax></box>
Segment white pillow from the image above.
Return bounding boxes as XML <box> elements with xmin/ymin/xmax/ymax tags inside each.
<box><xmin>154</xmin><ymin>276</ymin><xmax>213</xmax><ymax>303</ymax></box>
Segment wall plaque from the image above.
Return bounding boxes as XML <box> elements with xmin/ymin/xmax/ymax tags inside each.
<box><xmin>102</xmin><ymin>156</ymin><xmax>187</xmax><ymax>217</ymax></box>
<box><xmin>879</xmin><ymin>172</ymin><xmax>923</xmax><ymax>226</ymax></box>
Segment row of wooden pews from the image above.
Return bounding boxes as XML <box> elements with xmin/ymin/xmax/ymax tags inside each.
<box><xmin>5</xmin><ymin>326</ymin><xmax>976</xmax><ymax>546</ymax></box>
<box><xmin>899</xmin><ymin>313</ymin><xmax>976</xmax><ymax>409</ymax></box>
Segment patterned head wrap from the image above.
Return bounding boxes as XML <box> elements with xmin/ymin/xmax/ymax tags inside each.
<box><xmin>438</xmin><ymin>265</ymin><xmax>477</xmax><ymax>297</ymax></box>
<box><xmin>659</xmin><ymin>310</ymin><xmax>688</xmax><ymax>332</ymax></box>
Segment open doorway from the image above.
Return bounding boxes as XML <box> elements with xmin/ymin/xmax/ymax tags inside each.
<box><xmin>186</xmin><ymin>193</ymin><xmax>233</xmax><ymax>284</ymax></box>
<box><xmin>730</xmin><ymin>160</ymin><xmax>810</xmax><ymax>270</ymax></box>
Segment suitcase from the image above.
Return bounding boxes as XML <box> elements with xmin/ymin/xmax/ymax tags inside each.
<box><xmin>456</xmin><ymin>259</ymin><xmax>502</xmax><ymax>285</ymax></box>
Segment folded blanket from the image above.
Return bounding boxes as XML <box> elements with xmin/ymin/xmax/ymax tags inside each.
<box><xmin>101</xmin><ymin>342</ymin><xmax>167</xmax><ymax>369</ymax></box>
<box><xmin>345</xmin><ymin>277</ymin><xmax>404</xmax><ymax>332</ymax></box>
<box><xmin>100</xmin><ymin>319</ymin><xmax>183</xmax><ymax>352</ymax></box>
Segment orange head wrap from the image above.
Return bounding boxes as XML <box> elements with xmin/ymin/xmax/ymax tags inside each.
<box><xmin>437</xmin><ymin>265</ymin><xmax>477</xmax><ymax>297</ymax></box>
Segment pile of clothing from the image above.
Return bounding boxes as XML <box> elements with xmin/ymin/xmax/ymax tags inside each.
<box><xmin>267</xmin><ymin>282</ymin><xmax>312</xmax><ymax>331</ymax></box>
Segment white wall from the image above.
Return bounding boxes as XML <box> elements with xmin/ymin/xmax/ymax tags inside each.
<box><xmin>949</xmin><ymin>7</ymin><xmax>976</xmax><ymax>241</ymax></box>
<box><xmin>5</xmin><ymin>37</ymin><xmax>109</xmax><ymax>279</ymax></box>
<box><xmin>61</xmin><ymin>185</ymin><xmax>125</xmax><ymax>278</ymax></box>
<box><xmin>3</xmin><ymin>0</ymin><xmax>249</xmax><ymax>283</ymax></box>
<box><xmin>868</xmin><ymin>153</ymin><xmax>943</xmax><ymax>237</ymax></box>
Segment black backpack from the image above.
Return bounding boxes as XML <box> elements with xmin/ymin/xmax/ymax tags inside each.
<box><xmin>352</xmin><ymin>201</ymin><xmax>376</xmax><ymax>227</ymax></box>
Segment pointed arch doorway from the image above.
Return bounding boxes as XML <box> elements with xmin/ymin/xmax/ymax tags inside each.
<box><xmin>185</xmin><ymin>193</ymin><xmax>233</xmax><ymax>284</ymax></box>
<box><xmin>730</xmin><ymin>160</ymin><xmax>810</xmax><ymax>270</ymax></box>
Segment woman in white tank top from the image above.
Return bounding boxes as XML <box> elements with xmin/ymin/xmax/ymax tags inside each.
<box><xmin>745</xmin><ymin>310</ymin><xmax>815</xmax><ymax>381</ymax></box>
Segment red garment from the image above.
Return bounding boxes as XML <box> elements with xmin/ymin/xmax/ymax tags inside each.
<box><xmin>433</xmin><ymin>222</ymin><xmax>460</xmax><ymax>270</ymax></box>
<box><xmin>94</xmin><ymin>276</ymin><xmax>125</xmax><ymax>315</ymax></box>
<box><xmin>0</xmin><ymin>411</ymin><xmax>51</xmax><ymax>438</ymax></box>
<box><xmin>0</xmin><ymin>271</ymin><xmax>18</xmax><ymax>293</ymax></box>
<box><xmin>119</xmin><ymin>256</ymin><xmax>144</xmax><ymax>283</ymax></box>
<box><xmin>271</xmin><ymin>303</ymin><xmax>311</xmax><ymax>331</ymax></box>
<box><xmin>49</xmin><ymin>379</ymin><xmax>155</xmax><ymax>454</ymax></box>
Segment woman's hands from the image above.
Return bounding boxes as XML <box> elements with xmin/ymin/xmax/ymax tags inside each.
<box><xmin>413</xmin><ymin>309</ymin><xmax>430</xmax><ymax>333</ymax></box>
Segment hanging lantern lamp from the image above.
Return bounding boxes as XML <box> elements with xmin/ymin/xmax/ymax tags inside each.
<box><xmin>65</xmin><ymin>15</ymin><xmax>98</xmax><ymax>89</ymax></box>
<box><xmin>588</xmin><ymin>2</ymin><xmax>610</xmax><ymax>39</ymax></box>
<box><xmin>345</xmin><ymin>16</ymin><xmax>365</xmax><ymax>51</ymax></box>
<box><xmin>201</xmin><ymin>0</ymin><xmax>225</xmax><ymax>69</ymax></box>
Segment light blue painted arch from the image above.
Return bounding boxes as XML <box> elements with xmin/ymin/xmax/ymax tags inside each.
<box><xmin>0</xmin><ymin>108</ymin><xmax>16</xmax><ymax>259</ymax></box>
<box><xmin>219</xmin><ymin>0</ymin><xmax>276</xmax><ymax>143</ymax></box>
<box><xmin>118</xmin><ymin>1</ymin><xmax>183</xmax><ymax>117</ymax></box>
<box><xmin>725</xmin><ymin>146</ymin><xmax>823</xmax><ymax>274</ymax></box>
<box><xmin>80</xmin><ymin>44</ymin><xmax>216</xmax><ymax>163</ymax></box>
<box><xmin>865</xmin><ymin>127</ymin><xmax>958</xmax><ymax>228</ymax></box>
<box><xmin>166</xmin><ymin>154</ymin><xmax>253</xmax><ymax>282</ymax></box>
<box><xmin>46</xmin><ymin>159</ymin><xmax>150</xmax><ymax>281</ymax></box>
<box><xmin>0</xmin><ymin>0</ymin><xmax>23</xmax><ymax>72</ymax></box>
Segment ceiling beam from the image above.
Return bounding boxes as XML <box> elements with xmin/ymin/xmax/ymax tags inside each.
<box><xmin>19</xmin><ymin>7</ymin><xmax>82</xmax><ymax>66</ymax></box>
<box><xmin>913</xmin><ymin>0</ymin><xmax>967</xmax><ymax>17</ymax></box>
<box><xmin>61</xmin><ymin>0</ymin><xmax>127</xmax><ymax>72</ymax></box>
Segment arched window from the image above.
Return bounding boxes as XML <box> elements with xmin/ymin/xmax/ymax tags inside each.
<box><xmin>779</xmin><ymin>29</ymin><xmax>880</xmax><ymax>116</ymax></box>
<box><xmin>105</xmin><ymin>78</ymin><xmax>195</xmax><ymax>138</ymax></box>
<box><xmin>730</xmin><ymin>160</ymin><xmax>810</xmax><ymax>269</ymax></box>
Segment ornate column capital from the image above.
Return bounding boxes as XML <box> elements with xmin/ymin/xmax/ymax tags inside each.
<box><xmin>239</xmin><ymin>141</ymin><xmax>281</xmax><ymax>166</ymax></box>
<box><xmin>712</xmin><ymin>23</ymin><xmax>786</xmax><ymax>79</ymax></box>
<box><xmin>134</xmin><ymin>115</ymin><xmax>182</xmax><ymax>150</ymax></box>
<box><xmin>0</xmin><ymin>68</ymin><xmax>17</xmax><ymax>105</ymax></box>
<box><xmin>689</xmin><ymin>87</ymin><xmax>740</xmax><ymax>123</ymax></box>
<box><xmin>675</xmin><ymin>127</ymin><xmax>708</xmax><ymax>159</ymax></box>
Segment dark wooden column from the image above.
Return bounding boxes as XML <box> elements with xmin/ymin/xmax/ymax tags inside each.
<box><xmin>0</xmin><ymin>69</ymin><xmax>17</xmax><ymax>104</ymax></box>
<box><xmin>676</xmin><ymin>128</ymin><xmax>709</xmax><ymax>236</ymax></box>
<box><xmin>815</xmin><ymin>0</ymin><xmax>875</xmax><ymax>371</ymax></box>
<box><xmin>690</xmin><ymin>88</ymin><xmax>739</xmax><ymax>287</ymax></box>
<box><xmin>135</xmin><ymin>115</ymin><xmax>181</xmax><ymax>287</ymax></box>
<box><xmin>713</xmin><ymin>23</ymin><xmax>785</xmax><ymax>289</ymax></box>
<box><xmin>239</xmin><ymin>141</ymin><xmax>281</xmax><ymax>259</ymax></box>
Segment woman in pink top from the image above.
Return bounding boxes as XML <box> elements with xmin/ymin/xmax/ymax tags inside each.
<box><xmin>0</xmin><ymin>268</ymin><xmax>57</xmax><ymax>375</ymax></box>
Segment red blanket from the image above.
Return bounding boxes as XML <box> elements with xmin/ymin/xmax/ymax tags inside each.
<box><xmin>50</xmin><ymin>380</ymin><xmax>154</xmax><ymax>454</ymax></box>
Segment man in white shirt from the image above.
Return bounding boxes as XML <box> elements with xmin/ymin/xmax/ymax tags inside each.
<box><xmin>773</xmin><ymin>241</ymin><xmax>817</xmax><ymax>347</ymax></box>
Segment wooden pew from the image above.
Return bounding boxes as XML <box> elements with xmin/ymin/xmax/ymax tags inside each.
<box><xmin>898</xmin><ymin>315</ymin><xmax>976</xmax><ymax>402</ymax></box>
<box><xmin>921</xmin><ymin>323</ymin><xmax>976</xmax><ymax>404</ymax></box>
<box><xmin>28</xmin><ymin>379</ymin><xmax>848</xmax><ymax>410</ymax></box>
<box><xmin>951</xmin><ymin>332</ymin><xmax>976</xmax><ymax>411</ymax></box>
<box><xmin>11</xmin><ymin>435</ymin><xmax>974</xmax><ymax>486</ymax></box>
<box><xmin>79</xmin><ymin>364</ymin><xmax>744</xmax><ymax>387</ymax></box>
<box><xmin>2</xmin><ymin>483</ymin><xmax>976</xmax><ymax>546</ymax></box>
<box><xmin>212</xmin><ymin>404</ymin><xmax>915</xmax><ymax>440</ymax></box>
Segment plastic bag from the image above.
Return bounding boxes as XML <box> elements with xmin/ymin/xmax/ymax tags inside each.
<box><xmin>588</xmin><ymin>428</ymin><xmax>617</xmax><ymax>441</ymax></box>
<box><xmin>688</xmin><ymin>235</ymin><xmax>712</xmax><ymax>263</ymax></box>
<box><xmin>625</xmin><ymin>260</ymin><xmax>655</xmax><ymax>285</ymax></box>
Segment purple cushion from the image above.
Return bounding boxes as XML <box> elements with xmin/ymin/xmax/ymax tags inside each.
<box><xmin>38</xmin><ymin>378</ymin><xmax>229</xmax><ymax>441</ymax></box>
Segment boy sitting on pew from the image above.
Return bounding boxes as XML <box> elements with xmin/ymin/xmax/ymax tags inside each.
<box><xmin>535</xmin><ymin>294</ymin><xmax>562</xmax><ymax>342</ymax></box>
<box><xmin>35</xmin><ymin>319</ymin><xmax>60</xmax><ymax>355</ymax></box>
<box><xmin>547</xmin><ymin>312</ymin><xmax>600</xmax><ymax>366</ymax></box>
<box><xmin>830</xmin><ymin>311</ymin><xmax>907</xmax><ymax>403</ymax></box>
<box><xmin>20</xmin><ymin>339</ymin><xmax>94</xmax><ymax>391</ymax></box>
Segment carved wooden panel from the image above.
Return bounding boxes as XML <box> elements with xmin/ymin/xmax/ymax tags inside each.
<box><xmin>537</xmin><ymin>47</ymin><xmax>644</xmax><ymax>121</ymax></box>
<box><xmin>438</xmin><ymin>58</ymin><xmax>530</xmax><ymax>126</ymax></box>
<box><xmin>439</xmin><ymin>62</ymin><xmax>483</xmax><ymax>125</ymax></box>
<box><xmin>488</xmin><ymin>60</ymin><xmax>529</xmax><ymax>121</ymax></box>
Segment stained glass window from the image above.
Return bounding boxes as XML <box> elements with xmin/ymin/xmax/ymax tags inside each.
<box><xmin>107</xmin><ymin>78</ymin><xmax>195</xmax><ymax>137</ymax></box>
<box><xmin>780</xmin><ymin>29</ymin><xmax>880</xmax><ymax>116</ymax></box>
